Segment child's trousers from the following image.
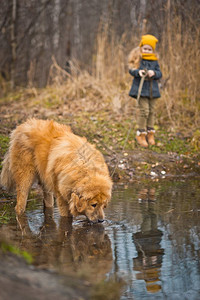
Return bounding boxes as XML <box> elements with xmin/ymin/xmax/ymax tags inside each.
<box><xmin>138</xmin><ymin>97</ymin><xmax>157</xmax><ymax>130</ymax></box>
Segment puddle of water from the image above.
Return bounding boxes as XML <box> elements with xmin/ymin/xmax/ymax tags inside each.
<box><xmin>0</xmin><ymin>178</ymin><xmax>200</xmax><ymax>299</ymax></box>
<box><xmin>106</xmin><ymin>179</ymin><xmax>200</xmax><ymax>299</ymax></box>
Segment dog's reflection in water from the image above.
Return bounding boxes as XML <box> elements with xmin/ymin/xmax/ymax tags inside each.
<box><xmin>16</xmin><ymin>208</ymin><xmax>112</xmax><ymax>280</ymax></box>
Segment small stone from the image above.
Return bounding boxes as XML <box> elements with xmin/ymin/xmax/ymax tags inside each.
<box><xmin>150</xmin><ymin>171</ymin><xmax>157</xmax><ymax>176</ymax></box>
<box><xmin>118</xmin><ymin>163</ymin><xmax>125</xmax><ymax>169</ymax></box>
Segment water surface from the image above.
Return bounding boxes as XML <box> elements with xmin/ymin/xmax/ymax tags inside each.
<box><xmin>0</xmin><ymin>178</ymin><xmax>200</xmax><ymax>299</ymax></box>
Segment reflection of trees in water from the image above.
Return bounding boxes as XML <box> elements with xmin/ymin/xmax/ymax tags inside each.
<box><xmin>133</xmin><ymin>188</ymin><xmax>164</xmax><ymax>293</ymax></box>
<box><xmin>161</xmin><ymin>205</ymin><xmax>200</xmax><ymax>295</ymax></box>
<box><xmin>159</xmin><ymin>209</ymin><xmax>200</xmax><ymax>298</ymax></box>
<box><xmin>157</xmin><ymin>180</ymin><xmax>200</xmax><ymax>260</ymax></box>
<box><xmin>163</xmin><ymin>213</ymin><xmax>200</xmax><ymax>260</ymax></box>
<box><xmin>14</xmin><ymin>209</ymin><xmax>113</xmax><ymax>281</ymax></box>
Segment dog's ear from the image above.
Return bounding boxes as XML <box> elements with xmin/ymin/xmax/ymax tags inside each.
<box><xmin>69</xmin><ymin>193</ymin><xmax>87</xmax><ymax>214</ymax></box>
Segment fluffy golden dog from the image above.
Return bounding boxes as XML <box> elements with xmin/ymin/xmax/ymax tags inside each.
<box><xmin>0</xmin><ymin>119</ymin><xmax>112</xmax><ymax>223</ymax></box>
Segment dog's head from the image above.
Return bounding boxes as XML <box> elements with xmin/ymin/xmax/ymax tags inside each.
<box><xmin>69</xmin><ymin>176</ymin><xmax>112</xmax><ymax>223</ymax></box>
<box><xmin>69</xmin><ymin>192</ymin><xmax>109</xmax><ymax>223</ymax></box>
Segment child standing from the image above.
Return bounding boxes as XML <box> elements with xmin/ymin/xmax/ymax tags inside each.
<box><xmin>129</xmin><ymin>34</ymin><xmax>162</xmax><ymax>147</ymax></box>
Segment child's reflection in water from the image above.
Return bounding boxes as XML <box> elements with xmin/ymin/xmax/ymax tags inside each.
<box><xmin>133</xmin><ymin>188</ymin><xmax>164</xmax><ymax>293</ymax></box>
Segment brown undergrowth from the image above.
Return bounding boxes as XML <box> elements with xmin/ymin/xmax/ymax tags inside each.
<box><xmin>0</xmin><ymin>14</ymin><xmax>199</xmax><ymax>181</ymax></box>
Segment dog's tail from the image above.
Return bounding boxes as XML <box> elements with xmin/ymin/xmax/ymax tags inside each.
<box><xmin>0</xmin><ymin>151</ymin><xmax>15</xmax><ymax>192</ymax></box>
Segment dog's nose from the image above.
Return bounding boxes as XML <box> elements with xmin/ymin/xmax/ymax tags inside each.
<box><xmin>98</xmin><ymin>219</ymin><xmax>104</xmax><ymax>223</ymax></box>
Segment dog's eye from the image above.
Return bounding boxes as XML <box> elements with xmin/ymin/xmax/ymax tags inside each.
<box><xmin>91</xmin><ymin>203</ymin><xmax>97</xmax><ymax>208</ymax></box>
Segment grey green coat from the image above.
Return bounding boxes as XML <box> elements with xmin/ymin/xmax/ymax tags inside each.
<box><xmin>129</xmin><ymin>59</ymin><xmax>162</xmax><ymax>99</ymax></box>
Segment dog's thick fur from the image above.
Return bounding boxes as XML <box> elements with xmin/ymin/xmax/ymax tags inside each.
<box><xmin>0</xmin><ymin>119</ymin><xmax>112</xmax><ymax>223</ymax></box>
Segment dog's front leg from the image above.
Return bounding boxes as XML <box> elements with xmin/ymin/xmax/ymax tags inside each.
<box><xmin>41</xmin><ymin>184</ymin><xmax>54</xmax><ymax>209</ymax></box>
<box><xmin>13</xmin><ymin>150</ymin><xmax>35</xmax><ymax>215</ymax></box>
<box><xmin>56</xmin><ymin>194</ymin><xmax>72</xmax><ymax>217</ymax></box>
<box><xmin>15</xmin><ymin>186</ymin><xmax>30</xmax><ymax>215</ymax></box>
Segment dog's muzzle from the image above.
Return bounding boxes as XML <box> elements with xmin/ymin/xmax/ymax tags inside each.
<box><xmin>98</xmin><ymin>219</ymin><xmax>104</xmax><ymax>223</ymax></box>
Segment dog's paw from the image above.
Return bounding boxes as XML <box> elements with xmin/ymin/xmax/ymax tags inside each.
<box><xmin>15</xmin><ymin>204</ymin><xmax>25</xmax><ymax>215</ymax></box>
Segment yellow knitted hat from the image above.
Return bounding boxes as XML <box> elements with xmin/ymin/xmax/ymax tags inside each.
<box><xmin>139</xmin><ymin>34</ymin><xmax>158</xmax><ymax>50</ymax></box>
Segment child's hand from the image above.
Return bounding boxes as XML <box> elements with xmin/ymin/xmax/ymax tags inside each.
<box><xmin>139</xmin><ymin>70</ymin><xmax>147</xmax><ymax>77</ymax></box>
<box><xmin>147</xmin><ymin>70</ymin><xmax>155</xmax><ymax>77</ymax></box>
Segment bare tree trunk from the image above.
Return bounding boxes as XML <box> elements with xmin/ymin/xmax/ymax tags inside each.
<box><xmin>139</xmin><ymin>0</ymin><xmax>147</xmax><ymax>34</ymax></box>
<box><xmin>53</xmin><ymin>0</ymin><xmax>60</xmax><ymax>50</ymax></box>
<box><xmin>10</xmin><ymin>0</ymin><xmax>17</xmax><ymax>89</ymax></box>
<box><xmin>166</xmin><ymin>0</ymin><xmax>174</xmax><ymax>91</ymax></box>
<box><xmin>73</xmin><ymin>0</ymin><xmax>82</xmax><ymax>59</ymax></box>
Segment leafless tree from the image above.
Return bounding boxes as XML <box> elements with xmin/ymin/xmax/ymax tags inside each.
<box><xmin>0</xmin><ymin>0</ymin><xmax>199</xmax><ymax>87</ymax></box>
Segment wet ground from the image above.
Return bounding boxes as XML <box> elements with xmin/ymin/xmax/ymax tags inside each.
<box><xmin>0</xmin><ymin>178</ymin><xmax>200</xmax><ymax>299</ymax></box>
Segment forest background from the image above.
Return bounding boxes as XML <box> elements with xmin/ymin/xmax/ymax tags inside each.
<box><xmin>0</xmin><ymin>0</ymin><xmax>200</xmax><ymax>175</ymax></box>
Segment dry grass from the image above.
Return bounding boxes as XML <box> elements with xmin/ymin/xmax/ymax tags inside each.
<box><xmin>1</xmin><ymin>13</ymin><xmax>199</xmax><ymax>137</ymax></box>
<box><xmin>158</xmin><ymin>13</ymin><xmax>200</xmax><ymax>132</ymax></box>
<box><xmin>44</xmin><ymin>15</ymin><xmax>200</xmax><ymax>135</ymax></box>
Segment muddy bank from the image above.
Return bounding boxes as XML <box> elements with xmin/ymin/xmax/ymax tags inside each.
<box><xmin>0</xmin><ymin>249</ymin><xmax>90</xmax><ymax>300</ymax></box>
<box><xmin>106</xmin><ymin>149</ymin><xmax>200</xmax><ymax>182</ymax></box>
